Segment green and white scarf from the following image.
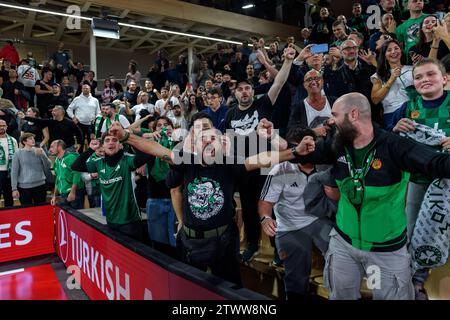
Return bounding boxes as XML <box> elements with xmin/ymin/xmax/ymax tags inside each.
<box><xmin>94</xmin><ymin>114</ymin><xmax>120</xmax><ymax>138</ymax></box>
<box><xmin>105</xmin><ymin>114</ymin><xmax>120</xmax><ymax>132</ymax></box>
<box><xmin>93</xmin><ymin>116</ymin><xmax>104</xmax><ymax>138</ymax></box>
<box><xmin>0</xmin><ymin>135</ymin><xmax>16</xmax><ymax>176</ymax></box>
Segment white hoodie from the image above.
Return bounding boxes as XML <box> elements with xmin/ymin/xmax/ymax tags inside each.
<box><xmin>67</xmin><ymin>93</ymin><xmax>101</xmax><ymax>125</ymax></box>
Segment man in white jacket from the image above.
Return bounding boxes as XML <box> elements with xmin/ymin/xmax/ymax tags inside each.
<box><xmin>67</xmin><ymin>84</ymin><xmax>100</xmax><ymax>150</ymax></box>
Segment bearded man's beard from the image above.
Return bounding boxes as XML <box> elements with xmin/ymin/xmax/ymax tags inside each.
<box><xmin>331</xmin><ymin>114</ymin><xmax>358</xmax><ymax>153</ymax></box>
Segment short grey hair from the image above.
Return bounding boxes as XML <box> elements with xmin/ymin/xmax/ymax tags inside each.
<box><xmin>53</xmin><ymin>105</ymin><xmax>65</xmax><ymax>114</ymax></box>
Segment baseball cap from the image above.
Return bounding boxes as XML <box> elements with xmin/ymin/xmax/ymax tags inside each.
<box><xmin>235</xmin><ymin>78</ymin><xmax>253</xmax><ymax>87</ymax></box>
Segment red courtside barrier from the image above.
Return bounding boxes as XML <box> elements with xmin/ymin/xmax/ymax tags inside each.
<box><xmin>55</xmin><ymin>207</ymin><xmax>239</xmax><ymax>300</ymax></box>
<box><xmin>0</xmin><ymin>205</ymin><xmax>55</xmax><ymax>263</ymax></box>
<box><xmin>2</xmin><ymin>205</ymin><xmax>266</xmax><ymax>300</ymax></box>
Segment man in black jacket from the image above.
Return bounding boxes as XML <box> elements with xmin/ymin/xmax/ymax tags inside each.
<box><xmin>266</xmin><ymin>92</ymin><xmax>450</xmax><ymax>299</ymax></box>
<box><xmin>18</xmin><ymin>105</ymin><xmax>82</xmax><ymax>151</ymax></box>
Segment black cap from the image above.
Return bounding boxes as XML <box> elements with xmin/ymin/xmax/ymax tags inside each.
<box><xmin>235</xmin><ymin>78</ymin><xmax>253</xmax><ymax>87</ymax></box>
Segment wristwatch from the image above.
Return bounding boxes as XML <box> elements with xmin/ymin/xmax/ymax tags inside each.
<box><xmin>260</xmin><ymin>215</ymin><xmax>272</xmax><ymax>224</ymax></box>
<box><xmin>291</xmin><ymin>146</ymin><xmax>300</xmax><ymax>157</ymax></box>
<box><xmin>120</xmin><ymin>129</ymin><xmax>131</xmax><ymax>143</ymax></box>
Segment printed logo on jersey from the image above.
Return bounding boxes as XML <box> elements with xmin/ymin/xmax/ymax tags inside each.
<box><xmin>230</xmin><ymin>110</ymin><xmax>259</xmax><ymax>136</ymax></box>
<box><xmin>406</xmin><ymin>23</ymin><xmax>420</xmax><ymax>43</ymax></box>
<box><xmin>187</xmin><ymin>177</ymin><xmax>224</xmax><ymax>220</ymax></box>
<box><xmin>371</xmin><ymin>159</ymin><xmax>382</xmax><ymax>170</ymax></box>
<box><xmin>414</xmin><ymin>245</ymin><xmax>442</xmax><ymax>267</ymax></box>
<box><xmin>411</xmin><ymin>111</ymin><xmax>420</xmax><ymax>119</ymax></box>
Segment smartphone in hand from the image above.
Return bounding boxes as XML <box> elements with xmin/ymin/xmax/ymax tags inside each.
<box><xmin>311</xmin><ymin>43</ymin><xmax>329</xmax><ymax>55</ymax></box>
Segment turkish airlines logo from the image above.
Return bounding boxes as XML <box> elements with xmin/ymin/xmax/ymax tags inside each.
<box><xmin>57</xmin><ymin>210</ymin><xmax>69</xmax><ymax>263</ymax></box>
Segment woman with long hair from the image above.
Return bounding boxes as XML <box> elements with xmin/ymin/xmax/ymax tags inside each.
<box><xmin>101</xmin><ymin>78</ymin><xmax>118</xmax><ymax>104</ymax></box>
<box><xmin>409</xmin><ymin>15</ymin><xmax>450</xmax><ymax>63</ymax></box>
<box><xmin>371</xmin><ymin>39</ymin><xmax>414</xmax><ymax>129</ymax></box>
<box><xmin>184</xmin><ymin>93</ymin><xmax>199</xmax><ymax>124</ymax></box>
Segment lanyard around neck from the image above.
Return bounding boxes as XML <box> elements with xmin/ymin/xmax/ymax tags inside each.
<box><xmin>344</xmin><ymin>146</ymin><xmax>376</xmax><ymax>180</ymax></box>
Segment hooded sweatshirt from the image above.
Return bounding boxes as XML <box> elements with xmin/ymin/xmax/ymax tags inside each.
<box><xmin>67</xmin><ymin>93</ymin><xmax>101</xmax><ymax>125</ymax></box>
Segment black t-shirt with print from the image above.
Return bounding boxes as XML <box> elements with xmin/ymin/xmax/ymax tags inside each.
<box><xmin>35</xmin><ymin>80</ymin><xmax>53</xmax><ymax>111</ymax></box>
<box><xmin>224</xmin><ymin>94</ymin><xmax>274</xmax><ymax>163</ymax></box>
<box><xmin>166</xmin><ymin>153</ymin><xmax>245</xmax><ymax>231</ymax></box>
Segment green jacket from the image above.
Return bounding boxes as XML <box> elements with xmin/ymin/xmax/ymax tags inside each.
<box><xmin>297</xmin><ymin>125</ymin><xmax>450</xmax><ymax>251</ymax></box>
<box><xmin>55</xmin><ymin>152</ymin><xmax>83</xmax><ymax>195</ymax></box>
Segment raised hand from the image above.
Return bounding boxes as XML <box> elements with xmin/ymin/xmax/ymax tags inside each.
<box><xmin>386</xmin><ymin>19</ymin><xmax>397</xmax><ymax>34</ymax></box>
<box><xmin>433</xmin><ymin>20</ymin><xmax>449</xmax><ymax>41</ymax></box>
<box><xmin>108</xmin><ymin>121</ymin><xmax>125</xmax><ymax>140</ymax></box>
<box><xmin>257</xmin><ymin>118</ymin><xmax>275</xmax><ymax>140</ymax></box>
<box><xmin>295</xmin><ymin>135</ymin><xmax>316</xmax><ymax>155</ymax></box>
<box><xmin>283</xmin><ymin>46</ymin><xmax>296</xmax><ymax>61</ymax></box>
<box><xmin>297</xmin><ymin>44</ymin><xmax>313</xmax><ymax>61</ymax></box>
<box><xmin>89</xmin><ymin>139</ymin><xmax>101</xmax><ymax>151</ymax></box>
<box><xmin>359</xmin><ymin>49</ymin><xmax>376</xmax><ymax>65</ymax></box>
<box><xmin>410</xmin><ymin>52</ymin><xmax>423</xmax><ymax>64</ymax></box>
<box><xmin>329</xmin><ymin>47</ymin><xmax>342</xmax><ymax>59</ymax></box>
<box><xmin>256</xmin><ymin>49</ymin><xmax>267</xmax><ymax>65</ymax></box>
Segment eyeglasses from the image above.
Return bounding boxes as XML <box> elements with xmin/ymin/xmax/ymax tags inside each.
<box><xmin>304</xmin><ymin>76</ymin><xmax>322</xmax><ymax>83</ymax></box>
<box><xmin>342</xmin><ymin>46</ymin><xmax>358</xmax><ymax>51</ymax></box>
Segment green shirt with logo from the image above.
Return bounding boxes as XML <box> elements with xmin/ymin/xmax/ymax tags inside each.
<box><xmin>86</xmin><ymin>153</ymin><xmax>140</xmax><ymax>225</ymax></box>
<box><xmin>54</xmin><ymin>152</ymin><xmax>83</xmax><ymax>195</ymax></box>
<box><xmin>396</xmin><ymin>14</ymin><xmax>427</xmax><ymax>55</ymax></box>
<box><xmin>406</xmin><ymin>91</ymin><xmax>450</xmax><ymax>183</ymax></box>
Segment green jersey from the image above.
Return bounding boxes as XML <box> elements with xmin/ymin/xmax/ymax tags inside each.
<box><xmin>86</xmin><ymin>152</ymin><xmax>140</xmax><ymax>224</ymax></box>
<box><xmin>55</xmin><ymin>152</ymin><xmax>83</xmax><ymax>195</ymax></box>
<box><xmin>396</xmin><ymin>14</ymin><xmax>427</xmax><ymax>55</ymax></box>
<box><xmin>406</xmin><ymin>91</ymin><xmax>450</xmax><ymax>183</ymax></box>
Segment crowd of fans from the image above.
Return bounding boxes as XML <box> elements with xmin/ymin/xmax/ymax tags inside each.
<box><xmin>1</xmin><ymin>0</ymin><xmax>450</xmax><ymax>301</ymax></box>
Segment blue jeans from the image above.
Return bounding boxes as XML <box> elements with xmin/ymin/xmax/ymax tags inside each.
<box><xmin>146</xmin><ymin>198</ymin><xmax>176</xmax><ymax>247</ymax></box>
<box><xmin>383</xmin><ymin>111</ymin><xmax>396</xmax><ymax>130</ymax></box>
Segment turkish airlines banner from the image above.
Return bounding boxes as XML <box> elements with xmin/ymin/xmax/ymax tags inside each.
<box><xmin>55</xmin><ymin>208</ymin><xmax>224</xmax><ymax>300</ymax></box>
<box><xmin>0</xmin><ymin>205</ymin><xmax>55</xmax><ymax>263</ymax></box>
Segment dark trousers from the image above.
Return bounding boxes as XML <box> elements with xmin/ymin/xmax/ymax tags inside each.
<box><xmin>87</xmin><ymin>193</ymin><xmax>101</xmax><ymax>208</ymax></box>
<box><xmin>24</xmin><ymin>87</ymin><xmax>36</xmax><ymax>108</ymax></box>
<box><xmin>238</xmin><ymin>174</ymin><xmax>265</xmax><ymax>246</ymax></box>
<box><xmin>60</xmin><ymin>188</ymin><xmax>85</xmax><ymax>210</ymax></box>
<box><xmin>18</xmin><ymin>184</ymin><xmax>47</xmax><ymax>205</ymax></box>
<box><xmin>107</xmin><ymin>220</ymin><xmax>144</xmax><ymax>242</ymax></box>
<box><xmin>77</xmin><ymin>123</ymin><xmax>93</xmax><ymax>151</ymax></box>
<box><xmin>0</xmin><ymin>171</ymin><xmax>13</xmax><ymax>207</ymax></box>
<box><xmin>177</xmin><ymin>223</ymin><xmax>242</xmax><ymax>286</ymax></box>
